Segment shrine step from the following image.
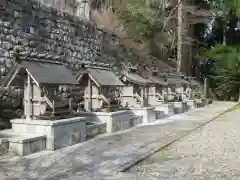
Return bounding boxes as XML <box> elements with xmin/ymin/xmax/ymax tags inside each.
<box><xmin>0</xmin><ymin>130</ymin><xmax>47</xmax><ymax>156</ymax></box>
<box><xmin>0</xmin><ymin>138</ymin><xmax>9</xmax><ymax>156</ymax></box>
<box><xmin>8</xmin><ymin>134</ymin><xmax>46</xmax><ymax>156</ymax></box>
<box><xmin>86</xmin><ymin>122</ymin><xmax>106</xmax><ymax>139</ymax></box>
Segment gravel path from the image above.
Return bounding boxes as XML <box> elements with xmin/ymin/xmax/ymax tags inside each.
<box><xmin>127</xmin><ymin>107</ymin><xmax>240</xmax><ymax>180</ymax></box>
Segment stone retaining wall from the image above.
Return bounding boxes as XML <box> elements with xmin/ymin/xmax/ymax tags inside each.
<box><xmin>0</xmin><ymin>0</ymin><xmax>160</xmax><ymax>81</ymax></box>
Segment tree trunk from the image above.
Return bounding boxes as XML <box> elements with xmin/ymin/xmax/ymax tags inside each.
<box><xmin>238</xmin><ymin>88</ymin><xmax>240</xmax><ymax>102</ymax></box>
<box><xmin>223</xmin><ymin>20</ymin><xmax>227</xmax><ymax>45</ymax></box>
<box><xmin>177</xmin><ymin>0</ymin><xmax>191</xmax><ymax>74</ymax></box>
<box><xmin>177</xmin><ymin>0</ymin><xmax>183</xmax><ymax>73</ymax></box>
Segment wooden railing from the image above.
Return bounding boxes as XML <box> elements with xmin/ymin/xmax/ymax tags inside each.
<box><xmin>100</xmin><ymin>94</ymin><xmax>110</xmax><ymax>106</ymax></box>
<box><xmin>156</xmin><ymin>93</ymin><xmax>163</xmax><ymax>100</ymax></box>
<box><xmin>135</xmin><ymin>93</ymin><xmax>142</xmax><ymax>103</ymax></box>
<box><xmin>181</xmin><ymin>92</ymin><xmax>190</xmax><ymax>100</ymax></box>
<box><xmin>1</xmin><ymin>63</ymin><xmax>19</xmax><ymax>87</ymax></box>
<box><xmin>44</xmin><ymin>96</ymin><xmax>54</xmax><ymax>110</ymax></box>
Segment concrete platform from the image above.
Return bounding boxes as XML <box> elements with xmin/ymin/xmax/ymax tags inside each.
<box><xmin>154</xmin><ymin>103</ymin><xmax>175</xmax><ymax>118</ymax></box>
<box><xmin>76</xmin><ymin>110</ymin><xmax>142</xmax><ymax>133</ymax></box>
<box><xmin>129</xmin><ymin>106</ymin><xmax>156</xmax><ymax>124</ymax></box>
<box><xmin>0</xmin><ymin>138</ymin><xmax>9</xmax><ymax>155</ymax></box>
<box><xmin>11</xmin><ymin>117</ymin><xmax>87</xmax><ymax>150</ymax></box>
<box><xmin>185</xmin><ymin>100</ymin><xmax>197</xmax><ymax>110</ymax></box>
<box><xmin>9</xmin><ymin>134</ymin><xmax>46</xmax><ymax>156</ymax></box>
<box><xmin>172</xmin><ymin>101</ymin><xmax>188</xmax><ymax>113</ymax></box>
<box><xmin>86</xmin><ymin>122</ymin><xmax>106</xmax><ymax>139</ymax></box>
<box><xmin>0</xmin><ymin>130</ymin><xmax>46</xmax><ymax>156</ymax></box>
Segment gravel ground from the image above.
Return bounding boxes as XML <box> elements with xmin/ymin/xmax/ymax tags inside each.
<box><xmin>126</xmin><ymin>107</ymin><xmax>240</xmax><ymax>180</ymax></box>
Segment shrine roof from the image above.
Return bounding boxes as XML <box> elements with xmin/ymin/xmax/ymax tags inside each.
<box><xmin>78</xmin><ymin>67</ymin><xmax>124</xmax><ymax>86</ymax></box>
<box><xmin>138</xmin><ymin>67</ymin><xmax>168</xmax><ymax>86</ymax></box>
<box><xmin>147</xmin><ymin>75</ymin><xmax>168</xmax><ymax>86</ymax></box>
<box><xmin>162</xmin><ymin>73</ymin><xmax>190</xmax><ymax>85</ymax></box>
<box><xmin>21</xmin><ymin>60</ymin><xmax>78</xmax><ymax>85</ymax></box>
<box><xmin>187</xmin><ymin>77</ymin><xmax>201</xmax><ymax>87</ymax></box>
<box><xmin>120</xmin><ymin>71</ymin><xmax>150</xmax><ymax>85</ymax></box>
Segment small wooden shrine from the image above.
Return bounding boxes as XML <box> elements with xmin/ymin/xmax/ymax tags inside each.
<box><xmin>119</xmin><ymin>66</ymin><xmax>150</xmax><ymax>108</ymax></box>
<box><xmin>141</xmin><ymin>67</ymin><xmax>168</xmax><ymax>105</ymax></box>
<box><xmin>185</xmin><ymin>76</ymin><xmax>201</xmax><ymax>100</ymax></box>
<box><xmin>162</xmin><ymin>72</ymin><xmax>190</xmax><ymax>102</ymax></box>
<box><xmin>77</xmin><ymin>63</ymin><xmax>124</xmax><ymax>112</ymax></box>
<box><xmin>5</xmin><ymin>53</ymin><xmax>78</xmax><ymax>120</ymax></box>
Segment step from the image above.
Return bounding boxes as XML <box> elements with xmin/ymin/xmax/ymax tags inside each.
<box><xmin>0</xmin><ymin>138</ymin><xmax>9</xmax><ymax>156</ymax></box>
<box><xmin>8</xmin><ymin>134</ymin><xmax>46</xmax><ymax>156</ymax></box>
<box><xmin>86</xmin><ymin>122</ymin><xmax>106</xmax><ymax>139</ymax></box>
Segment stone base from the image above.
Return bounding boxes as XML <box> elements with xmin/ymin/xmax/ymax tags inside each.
<box><xmin>76</xmin><ymin>110</ymin><xmax>142</xmax><ymax>133</ymax></box>
<box><xmin>8</xmin><ymin>135</ymin><xmax>46</xmax><ymax>156</ymax></box>
<box><xmin>172</xmin><ymin>102</ymin><xmax>188</xmax><ymax>114</ymax></box>
<box><xmin>155</xmin><ymin>103</ymin><xmax>175</xmax><ymax>118</ymax></box>
<box><xmin>11</xmin><ymin>117</ymin><xmax>87</xmax><ymax>151</ymax></box>
<box><xmin>0</xmin><ymin>138</ymin><xmax>9</xmax><ymax>155</ymax></box>
<box><xmin>185</xmin><ymin>100</ymin><xmax>197</xmax><ymax>110</ymax></box>
<box><xmin>196</xmin><ymin>99</ymin><xmax>204</xmax><ymax>107</ymax></box>
<box><xmin>86</xmin><ymin>122</ymin><xmax>106</xmax><ymax>139</ymax></box>
<box><xmin>129</xmin><ymin>106</ymin><xmax>156</xmax><ymax>124</ymax></box>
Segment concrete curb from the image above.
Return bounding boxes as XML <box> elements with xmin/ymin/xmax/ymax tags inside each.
<box><xmin>112</xmin><ymin>102</ymin><xmax>238</xmax><ymax>174</ymax></box>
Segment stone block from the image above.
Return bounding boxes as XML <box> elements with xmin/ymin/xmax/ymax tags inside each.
<box><xmin>86</xmin><ymin>122</ymin><xmax>106</xmax><ymax>138</ymax></box>
<box><xmin>172</xmin><ymin>102</ymin><xmax>188</xmax><ymax>114</ymax></box>
<box><xmin>10</xmin><ymin>117</ymin><xmax>87</xmax><ymax>151</ymax></box>
<box><xmin>0</xmin><ymin>139</ymin><xmax>9</xmax><ymax>154</ymax></box>
<box><xmin>76</xmin><ymin>110</ymin><xmax>141</xmax><ymax>133</ymax></box>
<box><xmin>185</xmin><ymin>100</ymin><xmax>197</xmax><ymax>110</ymax></box>
<box><xmin>8</xmin><ymin>135</ymin><xmax>46</xmax><ymax>156</ymax></box>
<box><xmin>130</xmin><ymin>107</ymin><xmax>156</xmax><ymax>124</ymax></box>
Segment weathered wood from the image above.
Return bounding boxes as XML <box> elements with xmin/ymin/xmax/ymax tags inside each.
<box><xmin>86</xmin><ymin>77</ymin><xmax>92</xmax><ymax>112</ymax></box>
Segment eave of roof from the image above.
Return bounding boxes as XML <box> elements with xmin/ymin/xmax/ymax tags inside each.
<box><xmin>78</xmin><ymin>67</ymin><xmax>124</xmax><ymax>87</ymax></box>
<box><xmin>120</xmin><ymin>71</ymin><xmax>150</xmax><ymax>85</ymax></box>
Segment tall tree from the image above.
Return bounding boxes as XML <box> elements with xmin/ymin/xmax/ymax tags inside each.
<box><xmin>209</xmin><ymin>0</ymin><xmax>240</xmax><ymax>44</ymax></box>
<box><xmin>176</xmin><ymin>0</ymin><xmax>212</xmax><ymax>75</ymax></box>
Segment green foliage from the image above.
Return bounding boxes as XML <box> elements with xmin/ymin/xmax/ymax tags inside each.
<box><xmin>116</xmin><ymin>0</ymin><xmax>164</xmax><ymax>38</ymax></box>
<box><xmin>202</xmin><ymin>45</ymin><xmax>240</xmax><ymax>99</ymax></box>
<box><xmin>209</xmin><ymin>0</ymin><xmax>240</xmax><ymax>19</ymax></box>
<box><xmin>236</xmin><ymin>6</ymin><xmax>240</xmax><ymax>18</ymax></box>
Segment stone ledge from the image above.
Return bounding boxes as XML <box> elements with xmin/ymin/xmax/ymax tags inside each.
<box><xmin>75</xmin><ymin>110</ymin><xmax>132</xmax><ymax>116</ymax></box>
<box><xmin>129</xmin><ymin>106</ymin><xmax>156</xmax><ymax>110</ymax></box>
<box><xmin>11</xmin><ymin>117</ymin><xmax>87</xmax><ymax>126</ymax></box>
<box><xmin>8</xmin><ymin>135</ymin><xmax>46</xmax><ymax>156</ymax></box>
<box><xmin>8</xmin><ymin>135</ymin><xmax>46</xmax><ymax>144</ymax></box>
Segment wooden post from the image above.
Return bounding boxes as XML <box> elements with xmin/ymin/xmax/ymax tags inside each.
<box><xmin>162</xmin><ymin>87</ymin><xmax>167</xmax><ymax>104</ymax></box>
<box><xmin>145</xmin><ymin>86</ymin><xmax>149</xmax><ymax>106</ymax></box>
<box><xmin>189</xmin><ymin>86</ymin><xmax>192</xmax><ymax>99</ymax></box>
<box><xmin>87</xmin><ymin>77</ymin><xmax>92</xmax><ymax>112</ymax></box>
<box><xmin>52</xmin><ymin>100</ymin><xmax>55</xmax><ymax>115</ymax></box>
<box><xmin>25</xmin><ymin>73</ymin><xmax>32</xmax><ymax>120</ymax></box>
<box><xmin>69</xmin><ymin>98</ymin><xmax>72</xmax><ymax>111</ymax></box>
<box><xmin>141</xmin><ymin>87</ymin><xmax>144</xmax><ymax>107</ymax></box>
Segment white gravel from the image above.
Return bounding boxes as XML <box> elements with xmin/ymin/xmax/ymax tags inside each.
<box><xmin>126</xmin><ymin>108</ymin><xmax>240</xmax><ymax>180</ymax></box>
